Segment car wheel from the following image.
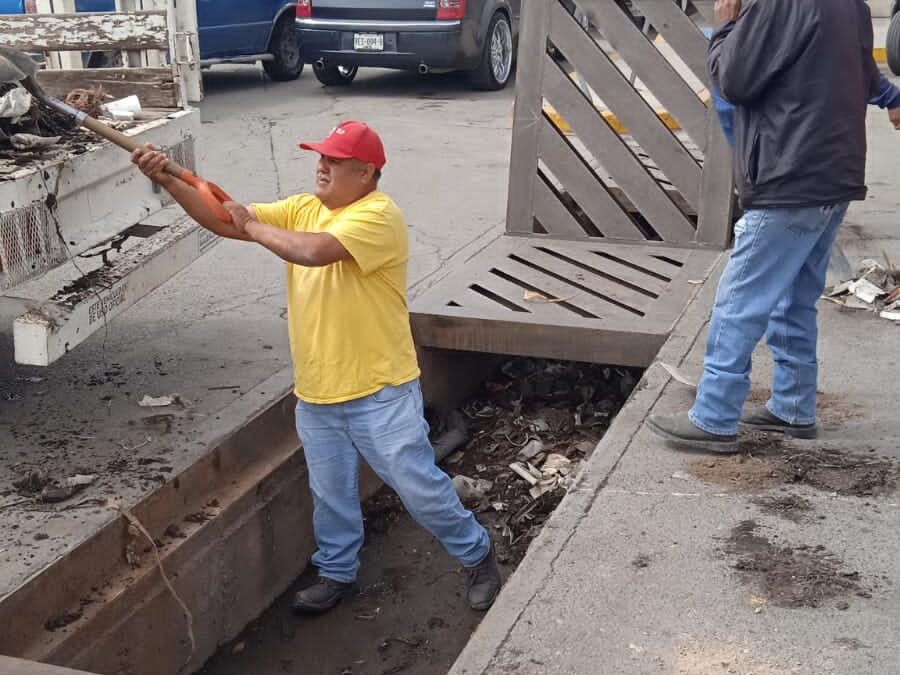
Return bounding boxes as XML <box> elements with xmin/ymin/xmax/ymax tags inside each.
<box><xmin>263</xmin><ymin>15</ymin><xmax>304</xmax><ymax>81</ymax></box>
<box><xmin>469</xmin><ymin>12</ymin><xmax>514</xmax><ymax>91</ymax></box>
<box><xmin>888</xmin><ymin>11</ymin><xmax>900</xmax><ymax>76</ymax></box>
<box><xmin>314</xmin><ymin>64</ymin><xmax>358</xmax><ymax>86</ymax></box>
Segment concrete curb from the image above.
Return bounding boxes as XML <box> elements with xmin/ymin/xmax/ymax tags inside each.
<box><xmin>0</xmin><ymin>655</ymin><xmax>99</xmax><ymax>675</ymax></box>
<box><xmin>447</xmin><ymin>252</ymin><xmax>726</xmax><ymax>675</ymax></box>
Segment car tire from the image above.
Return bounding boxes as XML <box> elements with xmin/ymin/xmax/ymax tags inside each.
<box><xmin>313</xmin><ymin>64</ymin><xmax>358</xmax><ymax>86</ymax></box>
<box><xmin>263</xmin><ymin>15</ymin><xmax>304</xmax><ymax>81</ymax></box>
<box><xmin>469</xmin><ymin>12</ymin><xmax>514</xmax><ymax>91</ymax></box>
<box><xmin>888</xmin><ymin>11</ymin><xmax>900</xmax><ymax>76</ymax></box>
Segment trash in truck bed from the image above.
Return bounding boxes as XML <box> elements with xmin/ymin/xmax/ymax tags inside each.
<box><xmin>0</xmin><ymin>82</ymin><xmax>149</xmax><ymax>179</ymax></box>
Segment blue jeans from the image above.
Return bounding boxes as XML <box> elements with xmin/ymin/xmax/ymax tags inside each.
<box><xmin>690</xmin><ymin>204</ymin><xmax>849</xmax><ymax>436</ymax></box>
<box><xmin>295</xmin><ymin>379</ymin><xmax>490</xmax><ymax>583</ymax></box>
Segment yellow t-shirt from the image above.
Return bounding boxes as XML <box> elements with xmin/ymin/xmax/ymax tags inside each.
<box><xmin>252</xmin><ymin>191</ymin><xmax>420</xmax><ymax>404</ymax></box>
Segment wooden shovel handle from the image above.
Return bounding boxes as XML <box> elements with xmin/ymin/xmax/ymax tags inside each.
<box><xmin>80</xmin><ymin>115</ymin><xmax>234</xmax><ymax>223</ymax></box>
<box><xmin>81</xmin><ymin>115</ymin><xmax>187</xmax><ymax>176</ymax></box>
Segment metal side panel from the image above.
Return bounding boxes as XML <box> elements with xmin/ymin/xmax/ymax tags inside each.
<box><xmin>9</xmin><ymin>210</ymin><xmax>219</xmax><ymax>366</ymax></box>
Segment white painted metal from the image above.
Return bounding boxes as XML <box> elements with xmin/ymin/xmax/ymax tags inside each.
<box><xmin>0</xmin><ymin>111</ymin><xmax>199</xmax><ymax>264</ymax></box>
<box><xmin>0</xmin><ymin>2</ymin><xmax>208</xmax><ymax>363</ymax></box>
<box><xmin>12</xmin><ymin>213</ymin><xmax>220</xmax><ymax>366</ymax></box>
<box><xmin>172</xmin><ymin>0</ymin><xmax>203</xmax><ymax>102</ymax></box>
<box><xmin>34</xmin><ymin>0</ymin><xmax>83</xmax><ymax>70</ymax></box>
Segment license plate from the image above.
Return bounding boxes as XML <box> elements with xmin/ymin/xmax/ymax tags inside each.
<box><xmin>353</xmin><ymin>33</ymin><xmax>384</xmax><ymax>51</ymax></box>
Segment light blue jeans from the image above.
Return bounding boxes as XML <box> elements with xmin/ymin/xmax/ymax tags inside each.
<box><xmin>690</xmin><ymin>203</ymin><xmax>849</xmax><ymax>436</ymax></box>
<box><xmin>295</xmin><ymin>378</ymin><xmax>490</xmax><ymax>583</ymax></box>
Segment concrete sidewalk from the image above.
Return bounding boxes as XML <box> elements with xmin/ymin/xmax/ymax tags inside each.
<box><xmin>450</xmin><ymin>87</ymin><xmax>900</xmax><ymax>674</ymax></box>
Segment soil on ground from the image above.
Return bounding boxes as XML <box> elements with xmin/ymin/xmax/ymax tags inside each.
<box><xmin>751</xmin><ymin>493</ymin><xmax>814</xmax><ymax>523</ymax></box>
<box><xmin>723</xmin><ymin>520</ymin><xmax>867</xmax><ymax>609</ymax></box>
<box><xmin>688</xmin><ymin>437</ymin><xmax>899</xmax><ymax>497</ymax></box>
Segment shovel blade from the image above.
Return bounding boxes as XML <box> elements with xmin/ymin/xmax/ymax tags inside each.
<box><xmin>0</xmin><ymin>45</ymin><xmax>40</xmax><ymax>84</ymax></box>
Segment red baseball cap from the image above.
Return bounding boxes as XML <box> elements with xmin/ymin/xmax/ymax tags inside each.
<box><xmin>299</xmin><ymin>121</ymin><xmax>387</xmax><ymax>170</ymax></box>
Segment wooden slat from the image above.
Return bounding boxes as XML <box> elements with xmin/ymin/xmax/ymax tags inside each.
<box><xmin>630</xmin><ymin>0</ymin><xmax>709</xmax><ymax>87</ymax></box>
<box><xmin>696</xmin><ymin>109</ymin><xmax>735</xmax><ymax>247</ymax></box>
<box><xmin>514</xmin><ymin>244</ymin><xmax>656</xmax><ymax>313</ymax></box>
<box><xmin>467</xmin><ymin>270</ymin><xmax>579</xmax><ymax>322</ymax></box>
<box><xmin>537</xmin><ymin>115</ymin><xmax>644</xmax><ymax>240</ymax></box>
<box><xmin>538</xmin><ymin>244</ymin><xmax>669</xmax><ymax>299</ymax></box>
<box><xmin>454</xmin><ymin>286</ymin><xmax>519</xmax><ymax>314</ymax></box>
<box><xmin>532</xmin><ymin>176</ymin><xmax>592</xmax><ymax>238</ymax></box>
<box><xmin>548</xmin><ymin>2</ymin><xmax>702</xmax><ymax>212</ymax></box>
<box><xmin>582</xmin><ymin>239</ymin><xmax>690</xmax><ymax>264</ymax></box>
<box><xmin>619</xmin><ymin>250</ymin><xmax>689</xmax><ymax>279</ymax></box>
<box><xmin>577</xmin><ymin>249</ymin><xmax>671</xmax><ymax>293</ymax></box>
<box><xmin>0</xmin><ymin>11</ymin><xmax>168</xmax><ymax>52</ymax></box>
<box><xmin>582</xmin><ymin>240</ymin><xmax>691</xmax><ymax>277</ymax></box>
<box><xmin>34</xmin><ymin>0</ymin><xmax>82</xmax><ymax>70</ymax></box>
<box><xmin>37</xmin><ymin>68</ymin><xmax>178</xmax><ymax>108</ymax></box>
<box><xmin>501</xmin><ymin>248</ymin><xmax>647</xmax><ymax>320</ymax></box>
<box><xmin>577</xmin><ymin>0</ymin><xmax>709</xmax><ymax>150</ymax></box>
<box><xmin>542</xmin><ymin>61</ymin><xmax>697</xmax><ymax>241</ymax></box>
<box><xmin>506</xmin><ymin>1</ymin><xmax>551</xmax><ymax>233</ymax></box>
<box><xmin>414</xmin><ymin>236</ymin><xmax>537</xmax><ymax>315</ymax></box>
<box><xmin>496</xmin><ymin>256</ymin><xmax>619</xmax><ymax>319</ymax></box>
<box><xmin>411</xmin><ymin>313</ymin><xmax>665</xmax><ymax>368</ymax></box>
<box><xmin>688</xmin><ymin>0</ymin><xmax>715</xmax><ymax>27</ymax></box>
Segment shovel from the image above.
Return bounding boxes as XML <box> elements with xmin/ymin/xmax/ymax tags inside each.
<box><xmin>0</xmin><ymin>45</ymin><xmax>234</xmax><ymax>223</ymax></box>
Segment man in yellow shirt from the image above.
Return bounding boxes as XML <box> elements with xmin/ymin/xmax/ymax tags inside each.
<box><xmin>131</xmin><ymin>121</ymin><xmax>500</xmax><ymax>613</ymax></box>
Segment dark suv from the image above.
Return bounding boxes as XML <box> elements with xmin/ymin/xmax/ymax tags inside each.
<box><xmin>295</xmin><ymin>0</ymin><xmax>520</xmax><ymax>89</ymax></box>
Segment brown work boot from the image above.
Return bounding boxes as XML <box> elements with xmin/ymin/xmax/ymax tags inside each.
<box><xmin>740</xmin><ymin>406</ymin><xmax>817</xmax><ymax>439</ymax></box>
<box><xmin>467</xmin><ymin>546</ymin><xmax>501</xmax><ymax>611</ymax></box>
<box><xmin>292</xmin><ymin>577</ymin><xmax>358</xmax><ymax>613</ymax></box>
<box><xmin>647</xmin><ymin>412</ymin><xmax>738</xmax><ymax>454</ymax></box>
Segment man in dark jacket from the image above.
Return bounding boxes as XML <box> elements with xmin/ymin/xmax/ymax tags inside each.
<box><xmin>647</xmin><ymin>0</ymin><xmax>882</xmax><ymax>452</ymax></box>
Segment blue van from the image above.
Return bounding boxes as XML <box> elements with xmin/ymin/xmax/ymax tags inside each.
<box><xmin>0</xmin><ymin>0</ymin><xmax>303</xmax><ymax>81</ymax></box>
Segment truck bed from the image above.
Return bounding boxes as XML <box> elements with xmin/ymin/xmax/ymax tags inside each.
<box><xmin>0</xmin><ymin>106</ymin><xmax>212</xmax><ymax>366</ymax></box>
<box><xmin>0</xmin><ymin>108</ymin><xmax>180</xmax><ymax>181</ymax></box>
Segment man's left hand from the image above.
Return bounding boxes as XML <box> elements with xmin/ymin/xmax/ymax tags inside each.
<box><xmin>890</xmin><ymin>107</ymin><xmax>900</xmax><ymax>130</ymax></box>
<box><xmin>223</xmin><ymin>201</ymin><xmax>254</xmax><ymax>233</ymax></box>
<box><xmin>714</xmin><ymin>0</ymin><xmax>742</xmax><ymax>24</ymax></box>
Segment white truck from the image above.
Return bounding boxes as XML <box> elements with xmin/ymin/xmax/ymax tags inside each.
<box><xmin>0</xmin><ymin>0</ymin><xmax>210</xmax><ymax>366</ymax></box>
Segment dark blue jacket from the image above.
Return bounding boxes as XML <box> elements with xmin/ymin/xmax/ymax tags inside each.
<box><xmin>713</xmin><ymin>74</ymin><xmax>900</xmax><ymax>147</ymax></box>
<box><xmin>709</xmin><ymin>0</ymin><xmax>880</xmax><ymax>209</ymax></box>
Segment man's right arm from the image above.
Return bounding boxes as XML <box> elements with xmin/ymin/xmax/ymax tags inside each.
<box><xmin>709</xmin><ymin>0</ymin><xmax>815</xmax><ymax>106</ymax></box>
<box><xmin>131</xmin><ymin>144</ymin><xmax>252</xmax><ymax>241</ymax></box>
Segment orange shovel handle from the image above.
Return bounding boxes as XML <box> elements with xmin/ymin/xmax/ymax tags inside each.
<box><xmin>176</xmin><ymin>169</ymin><xmax>234</xmax><ymax>224</ymax></box>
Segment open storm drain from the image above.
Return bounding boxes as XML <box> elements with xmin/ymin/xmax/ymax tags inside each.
<box><xmin>200</xmin><ymin>357</ymin><xmax>640</xmax><ymax>675</ymax></box>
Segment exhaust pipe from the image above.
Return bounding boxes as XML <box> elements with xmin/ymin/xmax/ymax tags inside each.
<box><xmin>417</xmin><ymin>63</ymin><xmax>429</xmax><ymax>75</ymax></box>
<box><xmin>314</xmin><ymin>58</ymin><xmax>325</xmax><ymax>71</ymax></box>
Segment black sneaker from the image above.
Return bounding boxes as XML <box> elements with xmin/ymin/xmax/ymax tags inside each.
<box><xmin>646</xmin><ymin>412</ymin><xmax>738</xmax><ymax>454</ymax></box>
<box><xmin>292</xmin><ymin>577</ymin><xmax>358</xmax><ymax>613</ymax></box>
<box><xmin>740</xmin><ymin>406</ymin><xmax>818</xmax><ymax>439</ymax></box>
<box><xmin>467</xmin><ymin>546</ymin><xmax>501</xmax><ymax>611</ymax></box>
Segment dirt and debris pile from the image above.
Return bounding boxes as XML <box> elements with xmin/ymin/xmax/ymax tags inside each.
<box><xmin>824</xmin><ymin>257</ymin><xmax>900</xmax><ymax>321</ymax></box>
<box><xmin>723</xmin><ymin>520</ymin><xmax>867</xmax><ymax>609</ymax></box>
<box><xmin>434</xmin><ymin>357</ymin><xmax>639</xmax><ymax>564</ymax></box>
<box><xmin>689</xmin><ymin>439</ymin><xmax>900</xmax><ymax>497</ymax></box>
<box><xmin>0</xmin><ymin>83</ymin><xmax>130</xmax><ymax>176</ymax></box>
<box><xmin>11</xmin><ymin>466</ymin><xmax>97</xmax><ymax>503</ymax></box>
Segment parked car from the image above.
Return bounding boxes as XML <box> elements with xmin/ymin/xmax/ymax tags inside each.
<box><xmin>0</xmin><ymin>0</ymin><xmax>34</xmax><ymax>12</ymax></box>
<box><xmin>889</xmin><ymin>0</ymin><xmax>900</xmax><ymax>75</ymax></box>
<box><xmin>295</xmin><ymin>0</ymin><xmax>520</xmax><ymax>90</ymax></box>
<box><xmin>0</xmin><ymin>0</ymin><xmax>304</xmax><ymax>81</ymax></box>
